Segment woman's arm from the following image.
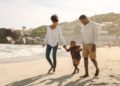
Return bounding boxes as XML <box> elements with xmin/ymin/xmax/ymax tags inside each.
<box><xmin>63</xmin><ymin>46</ymin><xmax>70</xmax><ymax>52</ymax></box>
<box><xmin>58</xmin><ymin>26</ymin><xmax>66</xmax><ymax>45</ymax></box>
<box><xmin>43</xmin><ymin>27</ymin><xmax>49</xmax><ymax>45</ymax></box>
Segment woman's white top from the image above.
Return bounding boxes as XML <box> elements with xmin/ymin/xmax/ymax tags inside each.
<box><xmin>43</xmin><ymin>25</ymin><xmax>66</xmax><ymax>47</ymax></box>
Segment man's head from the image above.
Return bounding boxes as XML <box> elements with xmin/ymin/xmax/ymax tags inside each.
<box><xmin>79</xmin><ymin>15</ymin><xmax>89</xmax><ymax>25</ymax></box>
<box><xmin>70</xmin><ymin>41</ymin><xmax>76</xmax><ymax>48</ymax></box>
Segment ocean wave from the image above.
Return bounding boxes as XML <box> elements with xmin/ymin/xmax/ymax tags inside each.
<box><xmin>0</xmin><ymin>44</ymin><xmax>45</xmax><ymax>59</ymax></box>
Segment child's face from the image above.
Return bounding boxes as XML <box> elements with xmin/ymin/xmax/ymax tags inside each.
<box><xmin>70</xmin><ymin>42</ymin><xmax>75</xmax><ymax>48</ymax></box>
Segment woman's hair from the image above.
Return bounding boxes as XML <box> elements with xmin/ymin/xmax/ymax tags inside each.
<box><xmin>51</xmin><ymin>14</ymin><xmax>58</xmax><ymax>22</ymax></box>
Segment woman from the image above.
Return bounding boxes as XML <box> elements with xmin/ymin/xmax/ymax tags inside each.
<box><xmin>42</xmin><ymin>14</ymin><xmax>66</xmax><ymax>73</ymax></box>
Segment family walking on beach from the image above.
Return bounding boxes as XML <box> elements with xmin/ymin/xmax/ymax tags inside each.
<box><xmin>42</xmin><ymin>14</ymin><xmax>99</xmax><ymax>78</ymax></box>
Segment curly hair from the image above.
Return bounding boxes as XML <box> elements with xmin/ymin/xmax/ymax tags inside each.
<box><xmin>51</xmin><ymin>14</ymin><xmax>59</xmax><ymax>22</ymax></box>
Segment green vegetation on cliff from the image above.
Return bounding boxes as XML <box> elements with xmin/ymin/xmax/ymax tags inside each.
<box><xmin>32</xmin><ymin>25</ymin><xmax>47</xmax><ymax>34</ymax></box>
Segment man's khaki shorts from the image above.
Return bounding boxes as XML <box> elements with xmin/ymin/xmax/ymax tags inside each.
<box><xmin>73</xmin><ymin>59</ymin><xmax>80</xmax><ymax>66</ymax></box>
<box><xmin>82</xmin><ymin>43</ymin><xmax>96</xmax><ymax>59</ymax></box>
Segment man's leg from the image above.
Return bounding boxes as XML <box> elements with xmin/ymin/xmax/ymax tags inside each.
<box><xmin>81</xmin><ymin>43</ymin><xmax>89</xmax><ymax>77</ymax></box>
<box><xmin>81</xmin><ymin>57</ymin><xmax>89</xmax><ymax>77</ymax></box>
<box><xmin>91</xmin><ymin>59</ymin><xmax>99</xmax><ymax>76</ymax></box>
<box><xmin>89</xmin><ymin>43</ymin><xmax>99</xmax><ymax>76</ymax></box>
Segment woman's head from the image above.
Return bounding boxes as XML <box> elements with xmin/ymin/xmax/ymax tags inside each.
<box><xmin>51</xmin><ymin>14</ymin><xmax>59</xmax><ymax>26</ymax></box>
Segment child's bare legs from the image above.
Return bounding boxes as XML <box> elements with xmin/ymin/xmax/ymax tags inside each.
<box><xmin>72</xmin><ymin>64</ymin><xmax>79</xmax><ymax>74</ymax></box>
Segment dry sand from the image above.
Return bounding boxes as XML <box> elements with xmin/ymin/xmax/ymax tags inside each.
<box><xmin>0</xmin><ymin>47</ymin><xmax>120</xmax><ymax>86</ymax></box>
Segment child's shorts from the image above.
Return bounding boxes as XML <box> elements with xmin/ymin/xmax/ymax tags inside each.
<box><xmin>73</xmin><ymin>59</ymin><xmax>80</xmax><ymax>66</ymax></box>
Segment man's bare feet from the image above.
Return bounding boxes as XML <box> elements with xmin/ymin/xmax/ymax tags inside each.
<box><xmin>72</xmin><ymin>72</ymin><xmax>76</xmax><ymax>74</ymax></box>
<box><xmin>80</xmin><ymin>74</ymin><xmax>89</xmax><ymax>78</ymax></box>
<box><xmin>77</xmin><ymin>69</ymin><xmax>79</xmax><ymax>73</ymax></box>
<box><xmin>95</xmin><ymin>69</ymin><xmax>99</xmax><ymax>76</ymax></box>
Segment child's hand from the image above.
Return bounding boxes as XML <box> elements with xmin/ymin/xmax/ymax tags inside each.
<box><xmin>63</xmin><ymin>45</ymin><xmax>66</xmax><ymax>49</ymax></box>
<box><xmin>76</xmin><ymin>48</ymin><xmax>82</xmax><ymax>52</ymax></box>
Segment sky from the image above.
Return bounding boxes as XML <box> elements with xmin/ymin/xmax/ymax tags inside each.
<box><xmin>0</xmin><ymin>0</ymin><xmax>120</xmax><ymax>29</ymax></box>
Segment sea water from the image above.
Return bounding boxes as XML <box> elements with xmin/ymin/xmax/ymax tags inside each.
<box><xmin>0</xmin><ymin>44</ymin><xmax>45</xmax><ymax>59</ymax></box>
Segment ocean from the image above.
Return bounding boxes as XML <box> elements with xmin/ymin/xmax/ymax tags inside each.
<box><xmin>0</xmin><ymin>44</ymin><xmax>45</xmax><ymax>59</ymax></box>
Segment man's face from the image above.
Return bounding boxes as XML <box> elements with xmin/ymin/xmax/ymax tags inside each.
<box><xmin>80</xmin><ymin>18</ymin><xmax>87</xmax><ymax>25</ymax></box>
<box><xmin>70</xmin><ymin>42</ymin><xmax>75</xmax><ymax>48</ymax></box>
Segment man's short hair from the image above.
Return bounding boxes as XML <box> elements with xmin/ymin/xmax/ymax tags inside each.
<box><xmin>79</xmin><ymin>15</ymin><xmax>87</xmax><ymax>20</ymax></box>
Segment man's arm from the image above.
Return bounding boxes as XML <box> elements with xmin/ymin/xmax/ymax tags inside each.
<box><xmin>79</xmin><ymin>27</ymin><xmax>84</xmax><ymax>46</ymax></box>
<box><xmin>92</xmin><ymin>24</ymin><xmax>99</xmax><ymax>52</ymax></box>
<box><xmin>93</xmin><ymin>24</ymin><xmax>99</xmax><ymax>44</ymax></box>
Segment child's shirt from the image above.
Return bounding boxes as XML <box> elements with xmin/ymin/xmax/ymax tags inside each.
<box><xmin>67</xmin><ymin>46</ymin><xmax>82</xmax><ymax>60</ymax></box>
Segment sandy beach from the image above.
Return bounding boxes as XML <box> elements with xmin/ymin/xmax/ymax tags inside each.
<box><xmin>0</xmin><ymin>47</ymin><xmax>120</xmax><ymax>86</ymax></box>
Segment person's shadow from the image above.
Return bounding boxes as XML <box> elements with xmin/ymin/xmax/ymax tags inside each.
<box><xmin>29</xmin><ymin>74</ymin><xmax>74</xmax><ymax>86</ymax></box>
<box><xmin>64</xmin><ymin>77</ymin><xmax>96</xmax><ymax>86</ymax></box>
<box><xmin>5</xmin><ymin>74</ymin><xmax>52</xmax><ymax>86</ymax></box>
<box><xmin>6</xmin><ymin>73</ymin><xmax>96</xmax><ymax>86</ymax></box>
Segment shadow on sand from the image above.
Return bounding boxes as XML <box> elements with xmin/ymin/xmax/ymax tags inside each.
<box><xmin>5</xmin><ymin>74</ymin><xmax>52</xmax><ymax>86</ymax></box>
<box><xmin>6</xmin><ymin>73</ymin><xmax>96</xmax><ymax>86</ymax></box>
<box><xmin>64</xmin><ymin>77</ymin><xmax>96</xmax><ymax>86</ymax></box>
<box><xmin>29</xmin><ymin>74</ymin><xmax>74</xmax><ymax>86</ymax></box>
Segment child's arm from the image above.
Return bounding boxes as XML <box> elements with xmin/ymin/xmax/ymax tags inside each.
<box><xmin>63</xmin><ymin>46</ymin><xmax>70</xmax><ymax>52</ymax></box>
<box><xmin>76</xmin><ymin>46</ymin><xmax>82</xmax><ymax>52</ymax></box>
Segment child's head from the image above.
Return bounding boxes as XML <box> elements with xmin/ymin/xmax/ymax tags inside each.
<box><xmin>70</xmin><ymin>41</ymin><xmax>76</xmax><ymax>48</ymax></box>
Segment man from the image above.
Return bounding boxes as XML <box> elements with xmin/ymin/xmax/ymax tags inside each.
<box><xmin>79</xmin><ymin>15</ymin><xmax>99</xmax><ymax>77</ymax></box>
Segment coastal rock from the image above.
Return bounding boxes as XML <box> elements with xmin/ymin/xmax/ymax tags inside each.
<box><xmin>0</xmin><ymin>28</ymin><xmax>24</xmax><ymax>44</ymax></box>
<box><xmin>24</xmin><ymin>33</ymin><xmax>30</xmax><ymax>37</ymax></box>
<box><xmin>31</xmin><ymin>39</ymin><xmax>39</xmax><ymax>45</ymax></box>
<box><xmin>0</xmin><ymin>28</ymin><xmax>8</xmax><ymax>39</ymax></box>
<box><xmin>15</xmin><ymin>38</ymin><xmax>26</xmax><ymax>44</ymax></box>
<box><xmin>25</xmin><ymin>37</ymin><xmax>33</xmax><ymax>44</ymax></box>
<box><xmin>13</xmin><ymin>30</ymin><xmax>24</xmax><ymax>40</ymax></box>
<box><xmin>34</xmin><ymin>37</ymin><xmax>41</xmax><ymax>41</ymax></box>
<box><xmin>0</xmin><ymin>37</ymin><xmax>15</xmax><ymax>44</ymax></box>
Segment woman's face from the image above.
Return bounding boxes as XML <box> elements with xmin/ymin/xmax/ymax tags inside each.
<box><xmin>53</xmin><ymin>22</ymin><xmax>58</xmax><ymax>27</ymax></box>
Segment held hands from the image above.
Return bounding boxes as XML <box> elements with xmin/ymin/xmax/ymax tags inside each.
<box><xmin>63</xmin><ymin>45</ymin><xmax>66</xmax><ymax>49</ymax></box>
<box><xmin>42</xmin><ymin>44</ymin><xmax>45</xmax><ymax>48</ymax></box>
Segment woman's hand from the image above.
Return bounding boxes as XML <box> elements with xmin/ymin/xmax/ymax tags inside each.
<box><xmin>63</xmin><ymin>45</ymin><xmax>66</xmax><ymax>49</ymax></box>
<box><xmin>42</xmin><ymin>44</ymin><xmax>45</xmax><ymax>48</ymax></box>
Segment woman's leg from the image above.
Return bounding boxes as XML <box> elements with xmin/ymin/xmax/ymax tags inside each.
<box><xmin>46</xmin><ymin>44</ymin><xmax>52</xmax><ymax>66</ymax></box>
<box><xmin>53</xmin><ymin>43</ymin><xmax>58</xmax><ymax>69</ymax></box>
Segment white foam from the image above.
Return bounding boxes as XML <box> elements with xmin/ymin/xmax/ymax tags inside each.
<box><xmin>0</xmin><ymin>44</ymin><xmax>45</xmax><ymax>59</ymax></box>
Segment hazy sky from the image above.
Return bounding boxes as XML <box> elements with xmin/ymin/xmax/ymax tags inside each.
<box><xmin>0</xmin><ymin>0</ymin><xmax>120</xmax><ymax>29</ymax></box>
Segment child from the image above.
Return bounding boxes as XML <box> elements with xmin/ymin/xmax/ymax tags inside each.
<box><xmin>63</xmin><ymin>41</ymin><xmax>82</xmax><ymax>74</ymax></box>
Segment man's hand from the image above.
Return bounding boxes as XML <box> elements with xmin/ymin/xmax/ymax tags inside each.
<box><xmin>42</xmin><ymin>44</ymin><xmax>45</xmax><ymax>48</ymax></box>
<box><xmin>92</xmin><ymin>44</ymin><xmax>96</xmax><ymax>52</ymax></box>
